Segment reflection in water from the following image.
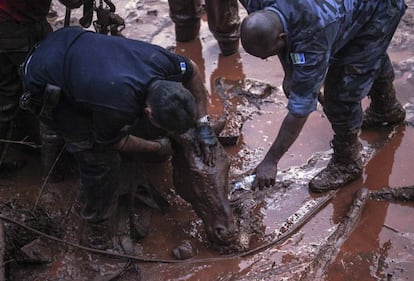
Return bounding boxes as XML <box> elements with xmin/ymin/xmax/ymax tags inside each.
<box><xmin>175</xmin><ymin>39</ymin><xmax>206</xmax><ymax>82</ymax></box>
<box><xmin>363</xmin><ymin>126</ymin><xmax>404</xmax><ymax>188</ymax></box>
<box><xmin>327</xmin><ymin>126</ymin><xmax>405</xmax><ymax>280</ymax></box>
<box><xmin>175</xmin><ymin>39</ymin><xmax>246</xmax><ymax>116</ymax></box>
<box><xmin>209</xmin><ymin>52</ymin><xmax>245</xmax><ymax>116</ymax></box>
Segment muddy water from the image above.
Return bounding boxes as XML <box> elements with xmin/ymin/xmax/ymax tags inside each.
<box><xmin>2</xmin><ymin>1</ymin><xmax>414</xmax><ymax>280</ymax></box>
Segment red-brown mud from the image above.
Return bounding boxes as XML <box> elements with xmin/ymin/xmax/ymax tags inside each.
<box><xmin>1</xmin><ymin>1</ymin><xmax>413</xmax><ymax>280</ymax></box>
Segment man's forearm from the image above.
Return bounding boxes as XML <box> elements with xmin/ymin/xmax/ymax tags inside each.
<box><xmin>264</xmin><ymin>112</ymin><xmax>307</xmax><ymax>164</ymax></box>
<box><xmin>113</xmin><ymin>134</ymin><xmax>160</xmax><ymax>153</ymax></box>
<box><xmin>182</xmin><ymin>60</ymin><xmax>209</xmax><ymax>118</ymax></box>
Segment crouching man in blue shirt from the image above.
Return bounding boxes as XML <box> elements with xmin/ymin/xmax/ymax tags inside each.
<box><xmin>241</xmin><ymin>0</ymin><xmax>406</xmax><ymax>192</ymax></box>
<box><xmin>22</xmin><ymin>27</ymin><xmax>217</xmax><ymax>250</ymax></box>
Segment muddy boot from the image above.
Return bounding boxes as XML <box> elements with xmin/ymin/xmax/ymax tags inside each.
<box><xmin>130</xmin><ymin>201</ymin><xmax>152</xmax><ymax>240</ymax></box>
<box><xmin>217</xmin><ymin>39</ymin><xmax>239</xmax><ymax>56</ymax></box>
<box><xmin>168</xmin><ymin>0</ymin><xmax>203</xmax><ymax>42</ymax></box>
<box><xmin>362</xmin><ymin>87</ymin><xmax>405</xmax><ymax>129</ymax></box>
<box><xmin>309</xmin><ymin>129</ymin><xmax>363</xmax><ymax>193</ymax></box>
<box><xmin>362</xmin><ymin>58</ymin><xmax>406</xmax><ymax>129</ymax></box>
<box><xmin>40</xmin><ymin>123</ymin><xmax>65</xmax><ymax>182</ymax></box>
<box><xmin>129</xmin><ymin>181</ymin><xmax>168</xmax><ymax>240</ymax></box>
<box><xmin>204</xmin><ymin>0</ymin><xmax>240</xmax><ymax>56</ymax></box>
<box><xmin>82</xmin><ymin>219</ymin><xmax>114</xmax><ymax>250</ymax></box>
<box><xmin>175</xmin><ymin>20</ymin><xmax>201</xmax><ymax>42</ymax></box>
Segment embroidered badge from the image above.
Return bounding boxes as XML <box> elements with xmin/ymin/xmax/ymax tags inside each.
<box><xmin>180</xmin><ymin>61</ymin><xmax>187</xmax><ymax>73</ymax></box>
<box><xmin>290</xmin><ymin>53</ymin><xmax>306</xmax><ymax>64</ymax></box>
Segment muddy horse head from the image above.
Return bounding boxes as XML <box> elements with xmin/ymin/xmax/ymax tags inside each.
<box><xmin>171</xmin><ymin>126</ymin><xmax>238</xmax><ymax>246</ymax></box>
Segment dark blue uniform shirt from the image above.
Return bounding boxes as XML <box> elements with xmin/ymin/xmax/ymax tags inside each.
<box><xmin>24</xmin><ymin>27</ymin><xmax>193</xmax><ymax>146</ymax></box>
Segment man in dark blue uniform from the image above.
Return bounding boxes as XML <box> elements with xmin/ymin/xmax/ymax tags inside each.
<box><xmin>22</xmin><ymin>27</ymin><xmax>217</xmax><ymax>249</ymax></box>
<box><xmin>240</xmin><ymin>0</ymin><xmax>406</xmax><ymax>192</ymax></box>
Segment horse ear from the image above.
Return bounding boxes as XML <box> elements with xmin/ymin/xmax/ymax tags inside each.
<box><xmin>144</xmin><ymin>106</ymin><xmax>152</xmax><ymax>117</ymax></box>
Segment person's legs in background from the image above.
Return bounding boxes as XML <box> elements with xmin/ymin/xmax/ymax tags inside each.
<box><xmin>168</xmin><ymin>0</ymin><xmax>240</xmax><ymax>56</ymax></box>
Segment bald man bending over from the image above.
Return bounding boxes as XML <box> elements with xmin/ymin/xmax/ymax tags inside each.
<box><xmin>241</xmin><ymin>0</ymin><xmax>407</xmax><ymax>192</ymax></box>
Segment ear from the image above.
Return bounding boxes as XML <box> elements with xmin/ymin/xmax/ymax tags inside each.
<box><xmin>278</xmin><ymin>33</ymin><xmax>287</xmax><ymax>41</ymax></box>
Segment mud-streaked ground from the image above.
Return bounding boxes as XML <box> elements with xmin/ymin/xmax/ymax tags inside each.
<box><xmin>1</xmin><ymin>1</ymin><xmax>414</xmax><ymax>280</ymax></box>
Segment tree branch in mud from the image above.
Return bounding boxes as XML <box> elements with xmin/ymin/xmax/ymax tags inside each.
<box><xmin>299</xmin><ymin>184</ymin><xmax>414</xmax><ymax>280</ymax></box>
<box><xmin>369</xmin><ymin>185</ymin><xmax>414</xmax><ymax>201</ymax></box>
<box><xmin>0</xmin><ymin>138</ymin><xmax>40</xmax><ymax>149</ymax></box>
<box><xmin>299</xmin><ymin>188</ymin><xmax>370</xmax><ymax>281</ymax></box>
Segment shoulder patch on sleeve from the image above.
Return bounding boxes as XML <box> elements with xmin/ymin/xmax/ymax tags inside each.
<box><xmin>180</xmin><ymin>61</ymin><xmax>187</xmax><ymax>73</ymax></box>
<box><xmin>290</xmin><ymin>53</ymin><xmax>306</xmax><ymax>64</ymax></box>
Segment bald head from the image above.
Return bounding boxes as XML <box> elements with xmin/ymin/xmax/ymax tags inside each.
<box><xmin>240</xmin><ymin>10</ymin><xmax>286</xmax><ymax>59</ymax></box>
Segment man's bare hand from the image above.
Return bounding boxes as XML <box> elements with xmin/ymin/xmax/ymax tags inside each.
<box><xmin>252</xmin><ymin>160</ymin><xmax>277</xmax><ymax>190</ymax></box>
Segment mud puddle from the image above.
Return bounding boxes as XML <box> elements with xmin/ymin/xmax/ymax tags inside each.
<box><xmin>1</xmin><ymin>1</ymin><xmax>414</xmax><ymax>280</ymax></box>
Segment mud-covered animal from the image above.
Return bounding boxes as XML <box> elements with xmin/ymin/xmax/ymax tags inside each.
<box><xmin>171</xmin><ymin>121</ymin><xmax>238</xmax><ymax>246</ymax></box>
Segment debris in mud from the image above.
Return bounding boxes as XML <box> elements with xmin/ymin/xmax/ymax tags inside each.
<box><xmin>404</xmin><ymin>103</ymin><xmax>414</xmax><ymax>127</ymax></box>
<box><xmin>0</xmin><ymin>199</ymin><xmax>62</xmax><ymax>275</ymax></box>
<box><xmin>229</xmin><ymin>189</ymin><xmax>265</xmax><ymax>252</ymax></box>
<box><xmin>214</xmin><ymin>77</ymin><xmax>285</xmax><ymax>146</ymax></box>
<box><xmin>18</xmin><ymin>238</ymin><xmax>53</xmax><ymax>264</ymax></box>
<box><xmin>370</xmin><ymin>185</ymin><xmax>414</xmax><ymax>201</ymax></box>
<box><xmin>231</xmin><ymin>174</ymin><xmax>256</xmax><ymax>191</ymax></box>
<box><xmin>172</xmin><ymin>239</ymin><xmax>197</xmax><ymax>260</ymax></box>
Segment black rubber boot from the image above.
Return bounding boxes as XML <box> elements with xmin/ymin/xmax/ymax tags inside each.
<box><xmin>75</xmin><ymin>149</ymin><xmax>120</xmax><ymax>249</ymax></box>
<box><xmin>362</xmin><ymin>86</ymin><xmax>406</xmax><ymax>129</ymax></box>
<box><xmin>309</xmin><ymin>129</ymin><xmax>363</xmax><ymax>193</ymax></box>
<box><xmin>82</xmin><ymin>219</ymin><xmax>114</xmax><ymax>250</ymax></box>
<box><xmin>168</xmin><ymin>0</ymin><xmax>203</xmax><ymax>42</ymax></box>
<box><xmin>175</xmin><ymin>20</ymin><xmax>201</xmax><ymax>42</ymax></box>
<box><xmin>217</xmin><ymin>39</ymin><xmax>239</xmax><ymax>56</ymax></box>
<box><xmin>39</xmin><ymin>122</ymin><xmax>65</xmax><ymax>182</ymax></box>
<box><xmin>362</xmin><ymin>59</ymin><xmax>406</xmax><ymax>129</ymax></box>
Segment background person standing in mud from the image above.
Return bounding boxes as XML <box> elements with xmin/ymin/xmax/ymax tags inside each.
<box><xmin>21</xmin><ymin>27</ymin><xmax>218</xmax><ymax>250</ymax></box>
<box><xmin>240</xmin><ymin>0</ymin><xmax>407</xmax><ymax>192</ymax></box>
<box><xmin>0</xmin><ymin>0</ymin><xmax>83</xmax><ymax>175</ymax></box>
<box><xmin>168</xmin><ymin>0</ymin><xmax>240</xmax><ymax>56</ymax></box>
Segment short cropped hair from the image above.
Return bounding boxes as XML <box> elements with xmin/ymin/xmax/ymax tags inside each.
<box><xmin>147</xmin><ymin>80</ymin><xmax>196</xmax><ymax>134</ymax></box>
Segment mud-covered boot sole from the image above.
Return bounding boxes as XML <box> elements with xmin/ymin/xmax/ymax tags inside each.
<box><xmin>309</xmin><ymin>162</ymin><xmax>363</xmax><ymax>193</ymax></box>
<box><xmin>362</xmin><ymin>102</ymin><xmax>406</xmax><ymax>129</ymax></box>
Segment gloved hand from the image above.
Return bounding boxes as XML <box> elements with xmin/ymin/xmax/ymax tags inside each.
<box><xmin>154</xmin><ymin>137</ymin><xmax>174</xmax><ymax>158</ymax></box>
<box><xmin>195</xmin><ymin>124</ymin><xmax>217</xmax><ymax>166</ymax></box>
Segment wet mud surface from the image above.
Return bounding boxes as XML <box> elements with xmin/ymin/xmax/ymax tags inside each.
<box><xmin>1</xmin><ymin>1</ymin><xmax>414</xmax><ymax>280</ymax></box>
